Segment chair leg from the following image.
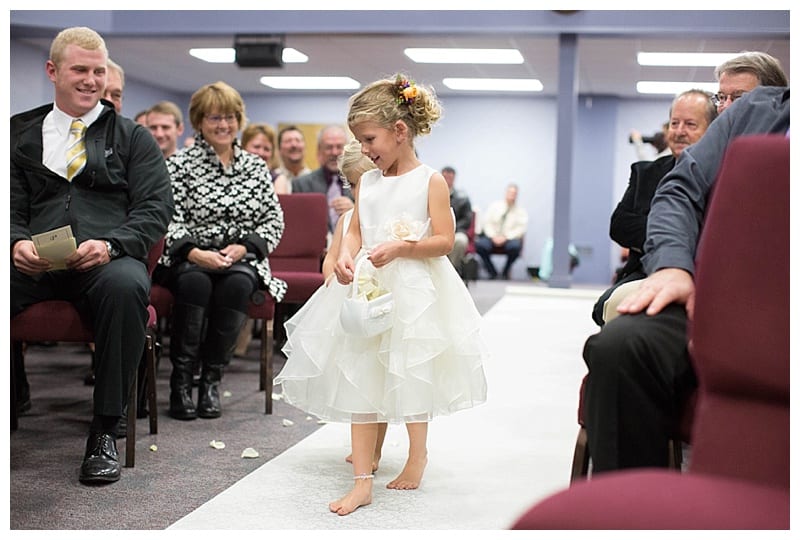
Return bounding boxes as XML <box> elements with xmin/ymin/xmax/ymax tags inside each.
<box><xmin>260</xmin><ymin>318</ymin><xmax>274</xmax><ymax>414</ymax></box>
<box><xmin>668</xmin><ymin>439</ymin><xmax>683</xmax><ymax>471</ymax></box>
<box><xmin>10</xmin><ymin>343</ymin><xmax>19</xmax><ymax>432</ymax></box>
<box><xmin>145</xmin><ymin>332</ymin><xmax>158</xmax><ymax>434</ymax></box>
<box><xmin>570</xmin><ymin>427</ymin><xmax>590</xmax><ymax>483</ymax></box>
<box><xmin>125</xmin><ymin>369</ymin><xmax>137</xmax><ymax>468</ymax></box>
<box><xmin>259</xmin><ymin>319</ymin><xmax>267</xmax><ymax>392</ymax></box>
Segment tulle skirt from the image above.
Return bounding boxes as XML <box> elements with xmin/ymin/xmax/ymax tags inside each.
<box><xmin>274</xmin><ymin>254</ymin><xmax>488</xmax><ymax>424</ymax></box>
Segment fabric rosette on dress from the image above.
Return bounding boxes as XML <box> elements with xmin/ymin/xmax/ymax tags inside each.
<box><xmin>386</xmin><ymin>213</ymin><xmax>430</xmax><ymax>242</ymax></box>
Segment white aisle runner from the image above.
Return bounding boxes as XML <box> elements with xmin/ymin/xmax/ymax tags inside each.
<box><xmin>169</xmin><ymin>286</ymin><xmax>601</xmax><ymax>530</ymax></box>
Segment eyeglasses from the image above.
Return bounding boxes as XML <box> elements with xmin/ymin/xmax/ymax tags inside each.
<box><xmin>711</xmin><ymin>91</ymin><xmax>747</xmax><ymax>107</ymax></box>
<box><xmin>205</xmin><ymin>113</ymin><xmax>238</xmax><ymax>126</ymax></box>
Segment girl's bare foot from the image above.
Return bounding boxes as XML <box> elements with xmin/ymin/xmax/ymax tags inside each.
<box><xmin>386</xmin><ymin>456</ymin><xmax>427</xmax><ymax>490</ymax></box>
<box><xmin>329</xmin><ymin>478</ymin><xmax>373</xmax><ymax>516</ymax></box>
<box><xmin>344</xmin><ymin>453</ymin><xmax>381</xmax><ymax>472</ymax></box>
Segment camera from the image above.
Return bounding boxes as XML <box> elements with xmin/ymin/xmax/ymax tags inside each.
<box><xmin>629</xmin><ymin>134</ymin><xmax>659</xmax><ymax>144</ymax></box>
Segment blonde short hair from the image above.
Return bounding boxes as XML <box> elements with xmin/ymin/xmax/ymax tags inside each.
<box><xmin>148</xmin><ymin>100</ymin><xmax>184</xmax><ymax>127</ymax></box>
<box><xmin>50</xmin><ymin>26</ymin><xmax>108</xmax><ymax>66</ymax></box>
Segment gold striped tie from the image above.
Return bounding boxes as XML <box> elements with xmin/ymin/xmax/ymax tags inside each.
<box><xmin>66</xmin><ymin>119</ymin><xmax>87</xmax><ymax>181</ymax></box>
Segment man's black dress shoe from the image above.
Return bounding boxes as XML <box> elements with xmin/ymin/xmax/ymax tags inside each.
<box><xmin>79</xmin><ymin>432</ymin><xmax>121</xmax><ymax>484</ymax></box>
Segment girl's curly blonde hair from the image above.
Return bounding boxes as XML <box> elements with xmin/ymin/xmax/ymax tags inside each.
<box><xmin>347</xmin><ymin>73</ymin><xmax>442</xmax><ymax>139</ymax></box>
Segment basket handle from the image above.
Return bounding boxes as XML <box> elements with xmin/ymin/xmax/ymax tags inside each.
<box><xmin>349</xmin><ymin>255</ymin><xmax>369</xmax><ymax>299</ymax></box>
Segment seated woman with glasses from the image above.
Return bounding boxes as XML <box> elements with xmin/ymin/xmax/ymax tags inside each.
<box><xmin>154</xmin><ymin>80</ymin><xmax>287</xmax><ymax>421</ymax></box>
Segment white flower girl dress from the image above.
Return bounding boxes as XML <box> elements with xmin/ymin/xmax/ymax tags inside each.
<box><xmin>274</xmin><ymin>164</ymin><xmax>488</xmax><ymax>423</ymax></box>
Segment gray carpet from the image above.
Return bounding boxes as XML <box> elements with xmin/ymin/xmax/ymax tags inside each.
<box><xmin>10</xmin><ymin>278</ymin><xmax>517</xmax><ymax>530</ymax></box>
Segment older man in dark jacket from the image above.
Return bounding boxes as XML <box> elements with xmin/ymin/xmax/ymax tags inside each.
<box><xmin>441</xmin><ymin>166</ymin><xmax>474</xmax><ymax>276</ymax></box>
<box><xmin>10</xmin><ymin>26</ymin><xmax>173</xmax><ymax>485</ymax></box>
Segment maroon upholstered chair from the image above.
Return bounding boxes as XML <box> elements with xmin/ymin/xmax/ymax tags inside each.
<box><xmin>10</xmin><ymin>238</ymin><xmax>165</xmax><ymax>468</ymax></box>
<box><xmin>266</xmin><ymin>193</ymin><xmax>327</xmax><ymax>412</ymax></box>
<box><xmin>271</xmin><ymin>193</ymin><xmax>328</xmax><ymax>303</ymax></box>
<box><xmin>238</xmin><ymin>198</ymin><xmax>331</xmax><ymax>415</ymax></box>
<box><xmin>460</xmin><ymin>212</ymin><xmax>479</xmax><ymax>285</ymax></box>
<box><xmin>513</xmin><ymin>135</ymin><xmax>789</xmax><ymax>529</ymax></box>
<box><xmin>465</xmin><ymin>211</ymin><xmax>477</xmax><ymax>255</ymax></box>
<box><xmin>149</xmin><ymin>283</ymin><xmax>174</xmax><ymax>322</ymax></box>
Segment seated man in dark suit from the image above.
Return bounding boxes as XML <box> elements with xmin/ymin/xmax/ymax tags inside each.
<box><xmin>293</xmin><ymin>124</ymin><xmax>354</xmax><ymax>233</ymax></box>
<box><xmin>591</xmin><ymin>88</ymin><xmax>717</xmax><ymax>326</ymax></box>
<box><xmin>10</xmin><ymin>26</ymin><xmax>173</xmax><ymax>485</ymax></box>
<box><xmin>583</xmin><ymin>52</ymin><xmax>788</xmax><ymax>474</ymax></box>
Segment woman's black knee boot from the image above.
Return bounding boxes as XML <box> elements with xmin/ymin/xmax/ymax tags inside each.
<box><xmin>168</xmin><ymin>303</ymin><xmax>206</xmax><ymax>420</ymax></box>
<box><xmin>198</xmin><ymin>307</ymin><xmax>248</xmax><ymax>418</ymax></box>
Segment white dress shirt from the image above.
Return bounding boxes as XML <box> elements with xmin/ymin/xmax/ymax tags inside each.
<box><xmin>43</xmin><ymin>102</ymin><xmax>103</xmax><ymax>179</ymax></box>
<box><xmin>481</xmin><ymin>200</ymin><xmax>528</xmax><ymax>240</ymax></box>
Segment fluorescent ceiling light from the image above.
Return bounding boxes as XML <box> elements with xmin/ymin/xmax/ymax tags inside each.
<box><xmin>405</xmin><ymin>48</ymin><xmax>524</xmax><ymax>64</ymax></box>
<box><xmin>189</xmin><ymin>47</ymin><xmax>308</xmax><ymax>63</ymax></box>
<box><xmin>442</xmin><ymin>78</ymin><xmax>543</xmax><ymax>92</ymax></box>
<box><xmin>281</xmin><ymin>48</ymin><xmax>309</xmax><ymax>63</ymax></box>
<box><xmin>637</xmin><ymin>52</ymin><xmax>738</xmax><ymax>67</ymax></box>
<box><xmin>636</xmin><ymin>81</ymin><xmax>719</xmax><ymax>95</ymax></box>
<box><xmin>190</xmin><ymin>48</ymin><xmax>234</xmax><ymax>63</ymax></box>
<box><xmin>260</xmin><ymin>76</ymin><xmax>360</xmax><ymax>90</ymax></box>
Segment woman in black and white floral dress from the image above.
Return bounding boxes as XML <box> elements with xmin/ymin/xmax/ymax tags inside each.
<box><xmin>155</xmin><ymin>81</ymin><xmax>286</xmax><ymax>420</ymax></box>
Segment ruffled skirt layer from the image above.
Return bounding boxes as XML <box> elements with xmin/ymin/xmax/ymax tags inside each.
<box><xmin>274</xmin><ymin>254</ymin><xmax>488</xmax><ymax>423</ymax></box>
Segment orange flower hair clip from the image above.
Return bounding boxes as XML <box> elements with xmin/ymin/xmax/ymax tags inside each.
<box><xmin>396</xmin><ymin>76</ymin><xmax>418</xmax><ymax>106</ymax></box>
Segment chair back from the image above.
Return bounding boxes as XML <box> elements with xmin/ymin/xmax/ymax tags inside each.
<box><xmin>688</xmin><ymin>134</ymin><xmax>789</xmax><ymax>489</ymax></box>
<box><xmin>272</xmin><ymin>193</ymin><xmax>328</xmax><ymax>272</ymax></box>
<box><xmin>147</xmin><ymin>237</ymin><xmax>165</xmax><ymax>276</ymax></box>
<box><xmin>465</xmin><ymin>212</ymin><xmax>477</xmax><ymax>254</ymax></box>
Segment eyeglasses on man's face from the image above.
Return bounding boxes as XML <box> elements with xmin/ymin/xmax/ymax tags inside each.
<box><xmin>711</xmin><ymin>91</ymin><xmax>747</xmax><ymax>107</ymax></box>
<box><xmin>205</xmin><ymin>113</ymin><xmax>238</xmax><ymax>126</ymax></box>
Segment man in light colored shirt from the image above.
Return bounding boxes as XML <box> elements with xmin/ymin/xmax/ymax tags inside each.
<box><xmin>274</xmin><ymin>125</ymin><xmax>311</xmax><ymax>193</ymax></box>
<box><xmin>475</xmin><ymin>183</ymin><xmax>528</xmax><ymax>280</ymax></box>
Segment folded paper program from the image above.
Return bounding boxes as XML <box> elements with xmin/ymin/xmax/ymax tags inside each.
<box><xmin>31</xmin><ymin>225</ymin><xmax>77</xmax><ymax>270</ymax></box>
